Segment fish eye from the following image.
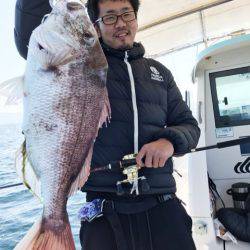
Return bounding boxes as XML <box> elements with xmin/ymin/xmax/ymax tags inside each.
<box><xmin>67</xmin><ymin>2</ymin><xmax>83</xmax><ymax>11</ymax></box>
<box><xmin>84</xmin><ymin>32</ymin><xmax>92</xmax><ymax>39</ymax></box>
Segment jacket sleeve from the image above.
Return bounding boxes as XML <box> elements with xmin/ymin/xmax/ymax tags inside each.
<box><xmin>153</xmin><ymin>66</ymin><xmax>201</xmax><ymax>154</ymax></box>
<box><xmin>14</xmin><ymin>0</ymin><xmax>51</xmax><ymax>59</ymax></box>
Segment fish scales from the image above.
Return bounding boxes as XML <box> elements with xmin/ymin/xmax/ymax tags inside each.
<box><xmin>14</xmin><ymin>1</ymin><xmax>110</xmax><ymax>249</ymax></box>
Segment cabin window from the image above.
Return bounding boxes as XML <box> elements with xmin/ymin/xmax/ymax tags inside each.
<box><xmin>209</xmin><ymin>66</ymin><xmax>250</xmax><ymax>128</ymax></box>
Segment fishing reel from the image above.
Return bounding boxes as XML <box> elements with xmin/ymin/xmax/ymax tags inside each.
<box><xmin>115</xmin><ymin>154</ymin><xmax>150</xmax><ymax>195</ymax></box>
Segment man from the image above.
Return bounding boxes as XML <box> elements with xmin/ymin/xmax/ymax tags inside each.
<box><xmin>15</xmin><ymin>0</ymin><xmax>200</xmax><ymax>249</ymax></box>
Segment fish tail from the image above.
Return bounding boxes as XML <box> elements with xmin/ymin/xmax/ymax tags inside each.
<box><xmin>14</xmin><ymin>217</ymin><xmax>75</xmax><ymax>250</ymax></box>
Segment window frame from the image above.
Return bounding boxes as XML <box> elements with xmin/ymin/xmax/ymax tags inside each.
<box><xmin>209</xmin><ymin>66</ymin><xmax>250</xmax><ymax>128</ymax></box>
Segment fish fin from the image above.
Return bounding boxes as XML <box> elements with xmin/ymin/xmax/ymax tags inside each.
<box><xmin>33</xmin><ymin>46</ymin><xmax>55</xmax><ymax>70</ymax></box>
<box><xmin>68</xmin><ymin>89</ymin><xmax>111</xmax><ymax>196</ymax></box>
<box><xmin>68</xmin><ymin>146</ymin><xmax>93</xmax><ymax>197</ymax></box>
<box><xmin>99</xmin><ymin>88</ymin><xmax>111</xmax><ymax>127</ymax></box>
<box><xmin>15</xmin><ymin>141</ymin><xmax>42</xmax><ymax>200</ymax></box>
<box><xmin>0</xmin><ymin>76</ymin><xmax>24</xmax><ymax>105</ymax></box>
<box><xmin>33</xmin><ymin>28</ymin><xmax>74</xmax><ymax>70</ymax></box>
<box><xmin>33</xmin><ymin>44</ymin><xmax>74</xmax><ymax>70</ymax></box>
<box><xmin>53</xmin><ymin>49</ymin><xmax>75</xmax><ymax>66</ymax></box>
<box><xmin>14</xmin><ymin>217</ymin><xmax>75</xmax><ymax>250</ymax></box>
<box><xmin>14</xmin><ymin>218</ymin><xmax>42</xmax><ymax>250</ymax></box>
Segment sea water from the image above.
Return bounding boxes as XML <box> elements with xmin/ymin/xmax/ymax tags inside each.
<box><xmin>0</xmin><ymin>123</ymin><xmax>85</xmax><ymax>250</ymax></box>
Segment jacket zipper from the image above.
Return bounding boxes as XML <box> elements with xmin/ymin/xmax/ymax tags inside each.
<box><xmin>124</xmin><ymin>51</ymin><xmax>139</xmax><ymax>153</ymax></box>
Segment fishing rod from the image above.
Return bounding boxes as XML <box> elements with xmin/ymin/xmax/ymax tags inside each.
<box><xmin>1</xmin><ymin>136</ymin><xmax>250</xmax><ymax>191</ymax></box>
<box><xmin>94</xmin><ymin>136</ymin><xmax>250</xmax><ymax>171</ymax></box>
<box><xmin>190</xmin><ymin>136</ymin><xmax>250</xmax><ymax>152</ymax></box>
<box><xmin>0</xmin><ymin>182</ymin><xmax>24</xmax><ymax>189</ymax></box>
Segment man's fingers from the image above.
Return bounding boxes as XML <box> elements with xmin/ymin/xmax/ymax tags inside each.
<box><xmin>145</xmin><ymin>153</ymin><xmax>153</xmax><ymax>168</ymax></box>
<box><xmin>153</xmin><ymin>155</ymin><xmax>160</xmax><ymax>168</ymax></box>
<box><xmin>136</xmin><ymin>148</ymin><xmax>146</xmax><ymax>167</ymax></box>
<box><xmin>136</xmin><ymin>139</ymin><xmax>173</xmax><ymax>168</ymax></box>
<box><xmin>159</xmin><ymin>157</ymin><xmax>167</xmax><ymax>167</ymax></box>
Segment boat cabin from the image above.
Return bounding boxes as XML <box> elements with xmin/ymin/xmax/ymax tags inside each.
<box><xmin>184</xmin><ymin>34</ymin><xmax>250</xmax><ymax>250</ymax></box>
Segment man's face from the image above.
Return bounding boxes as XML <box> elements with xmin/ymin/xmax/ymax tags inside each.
<box><xmin>95</xmin><ymin>0</ymin><xmax>138</xmax><ymax>50</ymax></box>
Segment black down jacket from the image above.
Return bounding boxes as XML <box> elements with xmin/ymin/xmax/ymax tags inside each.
<box><xmin>14</xmin><ymin>0</ymin><xmax>200</xmax><ymax>195</ymax></box>
<box><xmin>83</xmin><ymin>42</ymin><xmax>200</xmax><ymax>195</ymax></box>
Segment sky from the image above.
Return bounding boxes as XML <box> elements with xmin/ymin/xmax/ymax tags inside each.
<box><xmin>0</xmin><ymin>0</ymin><xmax>25</xmax><ymax>83</ymax></box>
<box><xmin>0</xmin><ymin>0</ymin><xmax>25</xmax><ymax>124</ymax></box>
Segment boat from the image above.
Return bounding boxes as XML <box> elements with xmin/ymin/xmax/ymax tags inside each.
<box><xmin>174</xmin><ymin>34</ymin><xmax>250</xmax><ymax>250</ymax></box>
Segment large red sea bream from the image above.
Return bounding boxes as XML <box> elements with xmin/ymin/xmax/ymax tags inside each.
<box><xmin>14</xmin><ymin>0</ymin><xmax>110</xmax><ymax>249</ymax></box>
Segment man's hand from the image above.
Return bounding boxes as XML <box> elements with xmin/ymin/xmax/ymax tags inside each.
<box><xmin>136</xmin><ymin>138</ymin><xmax>174</xmax><ymax>168</ymax></box>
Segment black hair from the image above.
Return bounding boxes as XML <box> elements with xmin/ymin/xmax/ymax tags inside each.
<box><xmin>86</xmin><ymin>0</ymin><xmax>140</xmax><ymax>23</ymax></box>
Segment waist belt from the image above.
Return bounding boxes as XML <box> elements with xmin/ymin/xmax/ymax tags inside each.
<box><xmin>101</xmin><ymin>194</ymin><xmax>176</xmax><ymax>250</ymax></box>
<box><xmin>102</xmin><ymin>193</ymin><xmax>176</xmax><ymax>214</ymax></box>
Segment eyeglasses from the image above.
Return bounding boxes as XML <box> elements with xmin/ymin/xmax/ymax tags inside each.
<box><xmin>95</xmin><ymin>11</ymin><xmax>136</xmax><ymax>25</ymax></box>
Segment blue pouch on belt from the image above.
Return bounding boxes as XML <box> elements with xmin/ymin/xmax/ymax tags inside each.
<box><xmin>78</xmin><ymin>198</ymin><xmax>104</xmax><ymax>222</ymax></box>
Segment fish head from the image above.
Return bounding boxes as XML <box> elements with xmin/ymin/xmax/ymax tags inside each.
<box><xmin>30</xmin><ymin>0</ymin><xmax>107</xmax><ymax>76</ymax></box>
<box><xmin>54</xmin><ymin>1</ymin><xmax>97</xmax><ymax>49</ymax></box>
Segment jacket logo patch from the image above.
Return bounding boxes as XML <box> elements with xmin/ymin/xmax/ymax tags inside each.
<box><xmin>150</xmin><ymin>66</ymin><xmax>164</xmax><ymax>82</ymax></box>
